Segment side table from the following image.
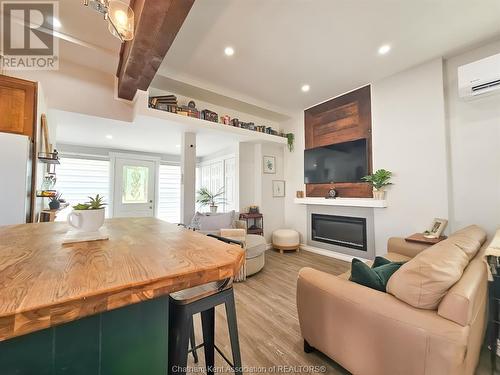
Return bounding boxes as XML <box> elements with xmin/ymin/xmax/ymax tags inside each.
<box><xmin>404</xmin><ymin>233</ymin><xmax>447</xmax><ymax>245</ymax></box>
<box><xmin>239</xmin><ymin>213</ymin><xmax>264</xmax><ymax>236</ymax></box>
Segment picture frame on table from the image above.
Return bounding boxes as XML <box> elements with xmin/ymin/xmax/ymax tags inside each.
<box><xmin>263</xmin><ymin>156</ymin><xmax>276</xmax><ymax>174</ymax></box>
<box><xmin>272</xmin><ymin>180</ymin><xmax>285</xmax><ymax>197</ymax></box>
<box><xmin>424</xmin><ymin>218</ymin><xmax>448</xmax><ymax>238</ymax></box>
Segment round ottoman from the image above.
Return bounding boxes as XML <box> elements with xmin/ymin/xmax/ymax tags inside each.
<box><xmin>272</xmin><ymin>229</ymin><xmax>300</xmax><ymax>253</ymax></box>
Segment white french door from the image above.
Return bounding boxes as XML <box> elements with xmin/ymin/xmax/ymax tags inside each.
<box><xmin>112</xmin><ymin>157</ymin><xmax>156</xmax><ymax>218</ymax></box>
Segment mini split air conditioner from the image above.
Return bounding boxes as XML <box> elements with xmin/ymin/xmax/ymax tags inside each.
<box><xmin>458</xmin><ymin>53</ymin><xmax>500</xmax><ymax>99</ymax></box>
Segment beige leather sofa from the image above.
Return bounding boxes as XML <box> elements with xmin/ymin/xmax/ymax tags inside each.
<box><xmin>297</xmin><ymin>225</ymin><xmax>489</xmax><ymax>375</ymax></box>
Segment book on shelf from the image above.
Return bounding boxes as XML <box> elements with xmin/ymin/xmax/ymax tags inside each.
<box><xmin>149</xmin><ymin>95</ymin><xmax>178</xmax><ymax>108</ymax></box>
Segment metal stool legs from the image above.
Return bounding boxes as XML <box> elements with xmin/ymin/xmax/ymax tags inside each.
<box><xmin>225</xmin><ymin>290</ymin><xmax>242</xmax><ymax>374</ymax></box>
<box><xmin>201</xmin><ymin>308</ymin><xmax>215</xmax><ymax>374</ymax></box>
<box><xmin>189</xmin><ymin>317</ymin><xmax>199</xmax><ymax>364</ymax></box>
<box><xmin>168</xmin><ymin>287</ymin><xmax>242</xmax><ymax>375</ymax></box>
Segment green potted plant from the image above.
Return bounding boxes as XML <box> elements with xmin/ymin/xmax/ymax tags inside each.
<box><xmin>196</xmin><ymin>187</ymin><xmax>225</xmax><ymax>214</ymax></box>
<box><xmin>48</xmin><ymin>192</ymin><xmax>62</xmax><ymax>210</ymax></box>
<box><xmin>286</xmin><ymin>133</ymin><xmax>295</xmax><ymax>152</ymax></box>
<box><xmin>362</xmin><ymin>169</ymin><xmax>393</xmax><ymax>200</ymax></box>
<box><xmin>68</xmin><ymin>194</ymin><xmax>107</xmax><ymax>232</ymax></box>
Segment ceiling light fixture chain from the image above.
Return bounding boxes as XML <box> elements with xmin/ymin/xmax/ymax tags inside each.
<box><xmin>83</xmin><ymin>0</ymin><xmax>134</xmax><ymax>42</ymax></box>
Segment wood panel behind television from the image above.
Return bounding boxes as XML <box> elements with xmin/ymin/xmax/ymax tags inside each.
<box><xmin>304</xmin><ymin>85</ymin><xmax>372</xmax><ymax>198</ymax></box>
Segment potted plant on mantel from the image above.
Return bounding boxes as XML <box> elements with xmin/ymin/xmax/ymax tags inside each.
<box><xmin>196</xmin><ymin>187</ymin><xmax>225</xmax><ymax>214</ymax></box>
<box><xmin>362</xmin><ymin>169</ymin><xmax>393</xmax><ymax>200</ymax></box>
<box><xmin>67</xmin><ymin>194</ymin><xmax>106</xmax><ymax>232</ymax></box>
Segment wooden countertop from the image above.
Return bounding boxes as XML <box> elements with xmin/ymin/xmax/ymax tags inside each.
<box><xmin>0</xmin><ymin>218</ymin><xmax>244</xmax><ymax>341</ymax></box>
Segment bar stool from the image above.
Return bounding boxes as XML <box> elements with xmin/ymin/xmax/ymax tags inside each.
<box><xmin>168</xmin><ymin>278</ymin><xmax>242</xmax><ymax>375</ymax></box>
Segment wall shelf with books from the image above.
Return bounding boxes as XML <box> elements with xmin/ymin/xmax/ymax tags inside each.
<box><xmin>135</xmin><ymin>91</ymin><xmax>287</xmax><ymax>146</ymax></box>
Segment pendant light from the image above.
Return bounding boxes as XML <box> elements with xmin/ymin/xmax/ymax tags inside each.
<box><xmin>83</xmin><ymin>0</ymin><xmax>134</xmax><ymax>42</ymax></box>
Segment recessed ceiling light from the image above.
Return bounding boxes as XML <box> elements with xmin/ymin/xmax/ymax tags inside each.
<box><xmin>105</xmin><ymin>134</ymin><xmax>113</xmax><ymax>139</ymax></box>
<box><xmin>224</xmin><ymin>46</ymin><xmax>234</xmax><ymax>56</ymax></box>
<box><xmin>378</xmin><ymin>44</ymin><xmax>391</xmax><ymax>55</ymax></box>
<box><xmin>51</xmin><ymin>17</ymin><xmax>62</xmax><ymax>29</ymax></box>
<box><xmin>301</xmin><ymin>84</ymin><xmax>310</xmax><ymax>93</ymax></box>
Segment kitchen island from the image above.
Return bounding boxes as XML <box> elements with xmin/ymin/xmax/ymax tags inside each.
<box><xmin>0</xmin><ymin>217</ymin><xmax>244</xmax><ymax>374</ymax></box>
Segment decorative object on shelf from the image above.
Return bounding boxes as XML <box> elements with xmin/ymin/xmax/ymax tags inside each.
<box><xmin>263</xmin><ymin>155</ymin><xmax>276</xmax><ymax>174</ymax></box>
<box><xmin>83</xmin><ymin>0</ymin><xmax>135</xmax><ymax>42</ymax></box>
<box><xmin>231</xmin><ymin>118</ymin><xmax>240</xmax><ymax>127</ymax></box>
<box><xmin>188</xmin><ymin>100</ymin><xmax>196</xmax><ymax>109</ymax></box>
<box><xmin>423</xmin><ymin>218</ymin><xmax>448</xmax><ymax>239</ymax></box>
<box><xmin>362</xmin><ymin>169</ymin><xmax>393</xmax><ymax>200</ymax></box>
<box><xmin>196</xmin><ymin>187</ymin><xmax>226</xmax><ymax>214</ymax></box>
<box><xmin>239</xmin><ymin>212</ymin><xmax>264</xmax><ymax>236</ymax></box>
<box><xmin>48</xmin><ymin>192</ymin><xmax>62</xmax><ymax>210</ymax></box>
<box><xmin>248</xmin><ymin>205</ymin><xmax>259</xmax><ymax>214</ymax></box>
<box><xmin>68</xmin><ymin>194</ymin><xmax>107</xmax><ymax>232</ymax></box>
<box><xmin>272</xmin><ymin>180</ymin><xmax>285</xmax><ymax>197</ymax></box>
<box><xmin>221</xmin><ymin>115</ymin><xmax>231</xmax><ymax>125</ymax></box>
<box><xmin>149</xmin><ymin>95</ymin><xmax>178</xmax><ymax>113</ymax></box>
<box><xmin>36</xmin><ymin>190</ymin><xmax>57</xmax><ymax>198</ymax></box>
<box><xmin>41</xmin><ymin>174</ymin><xmax>57</xmax><ymax>191</ymax></box>
<box><xmin>296</xmin><ymin>191</ymin><xmax>304</xmax><ymax>198</ymax></box>
<box><xmin>201</xmin><ymin>109</ymin><xmax>219</xmax><ymax>123</ymax></box>
<box><xmin>325</xmin><ymin>181</ymin><xmax>338</xmax><ymax>199</ymax></box>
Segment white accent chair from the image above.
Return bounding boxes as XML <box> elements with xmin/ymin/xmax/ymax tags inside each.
<box><xmin>189</xmin><ymin>211</ymin><xmax>267</xmax><ymax>281</ymax></box>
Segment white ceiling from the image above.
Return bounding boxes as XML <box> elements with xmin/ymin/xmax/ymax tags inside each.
<box><xmin>0</xmin><ymin>0</ymin><xmax>123</xmax><ymax>73</ymax></box>
<box><xmin>53</xmin><ymin>110</ymin><xmax>241</xmax><ymax>157</ymax></box>
<box><xmin>158</xmin><ymin>0</ymin><xmax>500</xmax><ymax>112</ymax></box>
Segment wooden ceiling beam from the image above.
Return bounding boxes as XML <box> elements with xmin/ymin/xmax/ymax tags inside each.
<box><xmin>116</xmin><ymin>0</ymin><xmax>195</xmax><ymax>101</ymax></box>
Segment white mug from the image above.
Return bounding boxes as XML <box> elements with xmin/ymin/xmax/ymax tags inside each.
<box><xmin>67</xmin><ymin>209</ymin><xmax>105</xmax><ymax>232</ymax></box>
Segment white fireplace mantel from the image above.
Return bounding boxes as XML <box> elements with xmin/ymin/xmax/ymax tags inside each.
<box><xmin>294</xmin><ymin>197</ymin><xmax>387</xmax><ymax>208</ymax></box>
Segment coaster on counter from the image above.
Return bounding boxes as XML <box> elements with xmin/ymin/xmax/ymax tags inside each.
<box><xmin>63</xmin><ymin>227</ymin><xmax>110</xmax><ymax>245</ymax></box>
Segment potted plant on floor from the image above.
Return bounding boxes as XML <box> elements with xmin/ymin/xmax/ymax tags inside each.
<box><xmin>196</xmin><ymin>187</ymin><xmax>225</xmax><ymax>214</ymax></box>
<box><xmin>68</xmin><ymin>194</ymin><xmax>107</xmax><ymax>232</ymax></box>
<box><xmin>362</xmin><ymin>169</ymin><xmax>393</xmax><ymax>200</ymax></box>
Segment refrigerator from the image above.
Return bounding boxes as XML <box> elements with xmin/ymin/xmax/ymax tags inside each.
<box><xmin>0</xmin><ymin>132</ymin><xmax>32</xmax><ymax>225</ymax></box>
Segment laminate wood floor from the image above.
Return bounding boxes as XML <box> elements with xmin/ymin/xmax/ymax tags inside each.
<box><xmin>187</xmin><ymin>249</ymin><xmax>498</xmax><ymax>375</ymax></box>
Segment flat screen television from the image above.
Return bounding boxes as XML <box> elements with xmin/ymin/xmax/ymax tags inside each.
<box><xmin>304</xmin><ymin>139</ymin><xmax>368</xmax><ymax>184</ymax></box>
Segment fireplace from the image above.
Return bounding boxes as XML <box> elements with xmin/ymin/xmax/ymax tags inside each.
<box><xmin>311</xmin><ymin>214</ymin><xmax>367</xmax><ymax>251</ymax></box>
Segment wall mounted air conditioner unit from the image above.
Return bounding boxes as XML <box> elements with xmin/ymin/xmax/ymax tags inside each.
<box><xmin>458</xmin><ymin>53</ymin><xmax>500</xmax><ymax>99</ymax></box>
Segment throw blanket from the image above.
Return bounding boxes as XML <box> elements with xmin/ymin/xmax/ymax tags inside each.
<box><xmin>483</xmin><ymin>229</ymin><xmax>500</xmax><ymax>280</ymax></box>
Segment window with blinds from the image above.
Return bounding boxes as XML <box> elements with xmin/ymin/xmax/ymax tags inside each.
<box><xmin>55</xmin><ymin>158</ymin><xmax>182</xmax><ymax>224</ymax></box>
<box><xmin>199</xmin><ymin>157</ymin><xmax>236</xmax><ymax>212</ymax></box>
<box><xmin>54</xmin><ymin>157</ymin><xmax>111</xmax><ymax>221</ymax></box>
<box><xmin>157</xmin><ymin>164</ymin><xmax>181</xmax><ymax>223</ymax></box>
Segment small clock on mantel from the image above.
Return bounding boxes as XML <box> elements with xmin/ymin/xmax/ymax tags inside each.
<box><xmin>326</xmin><ymin>182</ymin><xmax>337</xmax><ymax>199</ymax></box>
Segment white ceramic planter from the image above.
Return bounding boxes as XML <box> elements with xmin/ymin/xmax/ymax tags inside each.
<box><xmin>210</xmin><ymin>205</ymin><xmax>218</xmax><ymax>214</ymax></box>
<box><xmin>373</xmin><ymin>190</ymin><xmax>386</xmax><ymax>200</ymax></box>
<box><xmin>67</xmin><ymin>208</ymin><xmax>105</xmax><ymax>232</ymax></box>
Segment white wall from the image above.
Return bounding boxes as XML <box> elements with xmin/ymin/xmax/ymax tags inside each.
<box><xmin>372</xmin><ymin>58</ymin><xmax>449</xmax><ymax>253</ymax></box>
<box><xmin>282</xmin><ymin>60</ymin><xmax>450</xmax><ymax>255</ymax></box>
<box><xmin>444</xmin><ymin>41</ymin><xmax>500</xmax><ymax>236</ymax></box>
<box><xmin>6</xmin><ymin>60</ymin><xmax>134</xmax><ymax>122</ymax></box>
<box><xmin>260</xmin><ymin>143</ymin><xmax>285</xmax><ymax>242</ymax></box>
<box><xmin>282</xmin><ymin>112</ymin><xmax>307</xmax><ymax>242</ymax></box>
<box><xmin>238</xmin><ymin>142</ymin><xmax>285</xmax><ymax>242</ymax></box>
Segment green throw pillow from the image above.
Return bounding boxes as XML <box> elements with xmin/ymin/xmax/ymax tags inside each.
<box><xmin>349</xmin><ymin>257</ymin><xmax>404</xmax><ymax>292</ymax></box>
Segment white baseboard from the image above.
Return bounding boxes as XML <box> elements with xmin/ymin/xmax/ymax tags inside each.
<box><xmin>299</xmin><ymin>243</ymin><xmax>370</xmax><ymax>263</ymax></box>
